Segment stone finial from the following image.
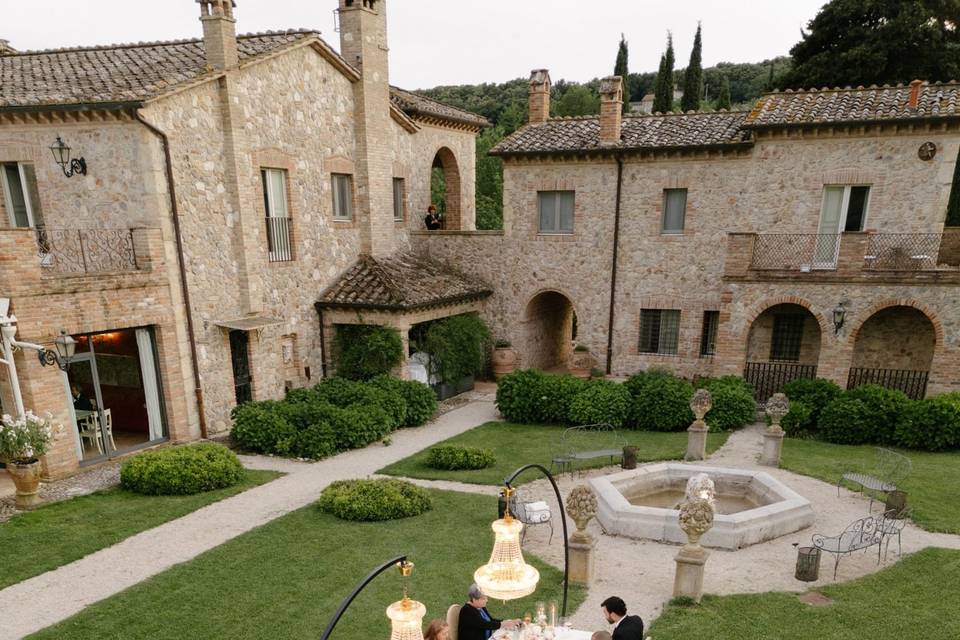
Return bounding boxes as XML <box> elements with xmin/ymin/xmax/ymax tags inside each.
<box><xmin>684</xmin><ymin>472</ymin><xmax>716</xmax><ymax>505</ymax></box>
<box><xmin>678</xmin><ymin>498</ymin><xmax>715</xmax><ymax>547</ymax></box>
<box><xmin>528</xmin><ymin>69</ymin><xmax>551</xmax><ymax>124</ymax></box>
<box><xmin>689</xmin><ymin>388</ymin><xmax>712</xmax><ymax>422</ymax></box>
<box><xmin>565</xmin><ymin>484</ymin><xmax>598</xmax><ymax>537</ymax></box>
<box><xmin>765</xmin><ymin>392</ymin><xmax>790</xmax><ymax>432</ymax></box>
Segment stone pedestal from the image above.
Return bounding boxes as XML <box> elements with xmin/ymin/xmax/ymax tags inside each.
<box><xmin>673</xmin><ymin>544</ymin><xmax>709</xmax><ymax>602</ymax></box>
<box><xmin>568</xmin><ymin>531</ymin><xmax>595</xmax><ymax>585</ymax></box>
<box><xmin>761</xmin><ymin>427</ymin><xmax>785</xmax><ymax>467</ymax></box>
<box><xmin>685</xmin><ymin>422</ymin><xmax>708</xmax><ymax>461</ymax></box>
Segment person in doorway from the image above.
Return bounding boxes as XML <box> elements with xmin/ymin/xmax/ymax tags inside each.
<box><xmin>600</xmin><ymin>596</ymin><xmax>644</xmax><ymax>640</ymax></box>
<box><xmin>71</xmin><ymin>384</ymin><xmax>93</xmax><ymax>411</ymax></box>
<box><xmin>457</xmin><ymin>584</ymin><xmax>520</xmax><ymax>640</ymax></box>
<box><xmin>424</xmin><ymin>204</ymin><xmax>443</xmax><ymax>230</ymax></box>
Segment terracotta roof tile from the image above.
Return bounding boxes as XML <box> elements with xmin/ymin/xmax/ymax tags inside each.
<box><xmin>490</xmin><ymin>111</ymin><xmax>752</xmax><ymax>156</ymax></box>
<box><xmin>318</xmin><ymin>253</ymin><xmax>492</xmax><ymax>311</ymax></box>
<box><xmin>744</xmin><ymin>82</ymin><xmax>960</xmax><ymax>127</ymax></box>
<box><xmin>389</xmin><ymin>86</ymin><xmax>490</xmax><ymax>129</ymax></box>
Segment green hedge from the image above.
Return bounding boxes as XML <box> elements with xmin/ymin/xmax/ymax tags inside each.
<box><xmin>696</xmin><ymin>376</ymin><xmax>757</xmax><ymax>431</ymax></box>
<box><xmin>231</xmin><ymin>377</ymin><xmax>436</xmax><ymax>460</ymax></box>
<box><xmin>332</xmin><ymin>325</ymin><xmax>404</xmax><ymax>381</ymax></box>
<box><xmin>568</xmin><ymin>379</ymin><xmax>631</xmax><ymax>428</ymax></box>
<box><xmin>783</xmin><ymin>378</ymin><xmax>843</xmax><ymax>432</ymax></box>
<box><xmin>120</xmin><ymin>443</ymin><xmax>245</xmax><ymax>496</ymax></box>
<box><xmin>780</xmin><ymin>400</ymin><xmax>814</xmax><ymax>438</ymax></box>
<box><xmin>844</xmin><ymin>384</ymin><xmax>910</xmax><ymax>445</ymax></box>
<box><xmin>317</xmin><ymin>479</ymin><xmax>432</xmax><ymax>521</ymax></box>
<box><xmin>426</xmin><ymin>445</ymin><xmax>496</xmax><ymax>470</ymax></box>
<box><xmin>818</xmin><ymin>396</ymin><xmax>875</xmax><ymax>445</ymax></box>
<box><xmin>625</xmin><ymin>371</ymin><xmax>694</xmax><ymax>431</ymax></box>
<box><xmin>895</xmin><ymin>393</ymin><xmax>960</xmax><ymax>451</ymax></box>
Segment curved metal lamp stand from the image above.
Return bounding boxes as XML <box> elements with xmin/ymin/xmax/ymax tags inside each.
<box><xmin>320</xmin><ymin>554</ymin><xmax>408</xmax><ymax>640</ymax></box>
<box><xmin>504</xmin><ymin>463</ymin><xmax>569</xmax><ymax>619</ymax></box>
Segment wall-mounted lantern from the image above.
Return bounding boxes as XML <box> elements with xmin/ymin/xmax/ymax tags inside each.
<box><xmin>37</xmin><ymin>330</ymin><xmax>77</xmax><ymax>372</ymax></box>
<box><xmin>49</xmin><ymin>136</ymin><xmax>87</xmax><ymax>178</ymax></box>
<box><xmin>832</xmin><ymin>302</ymin><xmax>847</xmax><ymax>335</ymax></box>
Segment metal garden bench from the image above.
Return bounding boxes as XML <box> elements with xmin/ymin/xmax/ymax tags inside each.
<box><xmin>838</xmin><ymin>447</ymin><xmax>912</xmax><ymax>510</ymax></box>
<box><xmin>813</xmin><ymin>515</ymin><xmax>883</xmax><ymax>579</ymax></box>
<box><xmin>550</xmin><ymin>423</ymin><xmax>627</xmax><ymax>475</ymax></box>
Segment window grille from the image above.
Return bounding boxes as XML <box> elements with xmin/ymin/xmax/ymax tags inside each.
<box><xmin>261</xmin><ymin>168</ymin><xmax>292</xmax><ymax>262</ymax></box>
<box><xmin>770</xmin><ymin>313</ymin><xmax>805</xmax><ymax>362</ymax></box>
<box><xmin>700</xmin><ymin>310</ymin><xmax>719</xmax><ymax>356</ymax></box>
<box><xmin>639</xmin><ymin>309</ymin><xmax>680</xmax><ymax>355</ymax></box>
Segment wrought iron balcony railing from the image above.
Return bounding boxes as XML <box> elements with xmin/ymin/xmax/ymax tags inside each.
<box><xmin>750</xmin><ymin>234</ymin><xmax>842</xmax><ymax>270</ymax></box>
<box><xmin>862</xmin><ymin>234</ymin><xmax>943</xmax><ymax>271</ymax></box>
<box><xmin>749</xmin><ymin>232</ymin><xmax>951</xmax><ymax>272</ymax></box>
<box><xmin>36</xmin><ymin>228</ymin><xmax>138</xmax><ymax>274</ymax></box>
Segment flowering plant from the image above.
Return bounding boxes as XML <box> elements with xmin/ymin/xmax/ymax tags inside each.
<box><xmin>0</xmin><ymin>411</ymin><xmax>57</xmax><ymax>464</ymax></box>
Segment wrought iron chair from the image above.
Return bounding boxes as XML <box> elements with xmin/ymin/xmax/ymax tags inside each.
<box><xmin>813</xmin><ymin>516</ymin><xmax>883</xmax><ymax>579</ymax></box>
<box><xmin>509</xmin><ymin>486</ymin><xmax>553</xmax><ymax>545</ymax></box>
<box><xmin>839</xmin><ymin>447</ymin><xmax>912</xmax><ymax>510</ymax></box>
<box><xmin>877</xmin><ymin>508</ymin><xmax>910</xmax><ymax>561</ymax></box>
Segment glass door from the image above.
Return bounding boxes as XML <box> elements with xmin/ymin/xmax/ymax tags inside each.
<box><xmin>814</xmin><ymin>186</ymin><xmax>845</xmax><ymax>269</ymax></box>
<box><xmin>66</xmin><ymin>355</ymin><xmax>108</xmax><ymax>462</ymax></box>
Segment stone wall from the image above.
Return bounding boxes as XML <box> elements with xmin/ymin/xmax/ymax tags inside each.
<box><xmin>851</xmin><ymin>306</ymin><xmax>936</xmax><ymax>370</ymax></box>
<box><xmin>745</xmin><ymin>304</ymin><xmax>822</xmax><ymax>365</ymax></box>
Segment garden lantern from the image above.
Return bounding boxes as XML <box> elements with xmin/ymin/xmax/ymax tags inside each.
<box><xmin>38</xmin><ymin>329</ymin><xmax>76</xmax><ymax>372</ymax></box>
<box><xmin>474</xmin><ymin>492</ymin><xmax>541</xmax><ymax>600</ymax></box>
<box><xmin>49</xmin><ymin>136</ymin><xmax>87</xmax><ymax>178</ymax></box>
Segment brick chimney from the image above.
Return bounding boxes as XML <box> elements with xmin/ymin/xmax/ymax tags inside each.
<box><xmin>197</xmin><ymin>0</ymin><xmax>238</xmax><ymax>70</ymax></box>
<box><xmin>908</xmin><ymin>79</ymin><xmax>924</xmax><ymax>110</ymax></box>
<box><xmin>0</xmin><ymin>39</ymin><xmax>16</xmax><ymax>55</ymax></box>
<box><xmin>599</xmin><ymin>76</ymin><xmax>623</xmax><ymax>145</ymax></box>
<box><xmin>528</xmin><ymin>69</ymin><xmax>551</xmax><ymax>124</ymax></box>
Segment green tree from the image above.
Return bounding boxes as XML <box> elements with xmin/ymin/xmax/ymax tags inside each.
<box><xmin>653</xmin><ymin>33</ymin><xmax>676</xmax><ymax>113</ymax></box>
<box><xmin>766</xmin><ymin>59</ymin><xmax>775</xmax><ymax>90</ymax></box>
<box><xmin>475</xmin><ymin>127</ymin><xmax>504</xmax><ymax>230</ymax></box>
<box><xmin>614</xmin><ymin>33</ymin><xmax>630</xmax><ymax>113</ymax></box>
<box><xmin>681</xmin><ymin>23</ymin><xmax>703</xmax><ymax>112</ymax></box>
<box><xmin>781</xmin><ymin>0</ymin><xmax>960</xmax><ymax>89</ymax></box>
<box><xmin>553</xmin><ymin>84</ymin><xmax>601</xmax><ymax>116</ymax></box>
<box><xmin>716</xmin><ymin>75</ymin><xmax>732</xmax><ymax>110</ymax></box>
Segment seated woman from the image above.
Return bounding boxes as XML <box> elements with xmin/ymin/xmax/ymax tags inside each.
<box><xmin>424</xmin><ymin>619</ymin><xmax>450</xmax><ymax>640</ymax></box>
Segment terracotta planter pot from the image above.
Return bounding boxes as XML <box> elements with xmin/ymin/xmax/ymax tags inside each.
<box><xmin>568</xmin><ymin>350</ymin><xmax>593</xmax><ymax>379</ymax></box>
<box><xmin>492</xmin><ymin>347</ymin><xmax>518</xmax><ymax>379</ymax></box>
<box><xmin>8</xmin><ymin>460</ymin><xmax>42</xmax><ymax>509</ymax></box>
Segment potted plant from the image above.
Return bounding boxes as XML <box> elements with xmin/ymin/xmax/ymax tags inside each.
<box><xmin>492</xmin><ymin>338</ymin><xmax>518</xmax><ymax>380</ymax></box>
<box><xmin>0</xmin><ymin>411</ymin><xmax>57</xmax><ymax>509</ymax></box>
<box><xmin>568</xmin><ymin>344</ymin><xmax>594</xmax><ymax>379</ymax></box>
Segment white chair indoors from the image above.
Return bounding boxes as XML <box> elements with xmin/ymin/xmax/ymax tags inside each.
<box><xmin>102</xmin><ymin>408</ymin><xmax>118</xmax><ymax>450</ymax></box>
<box><xmin>78</xmin><ymin>414</ymin><xmax>102</xmax><ymax>455</ymax></box>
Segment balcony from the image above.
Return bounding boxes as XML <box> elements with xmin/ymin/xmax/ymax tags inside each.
<box><xmin>725</xmin><ymin>230</ymin><xmax>960</xmax><ymax>283</ymax></box>
<box><xmin>36</xmin><ymin>228</ymin><xmax>140</xmax><ymax>275</ymax></box>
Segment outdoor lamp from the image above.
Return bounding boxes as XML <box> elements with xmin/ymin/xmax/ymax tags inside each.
<box><xmin>832</xmin><ymin>302</ymin><xmax>847</xmax><ymax>335</ymax></box>
<box><xmin>49</xmin><ymin>136</ymin><xmax>87</xmax><ymax>178</ymax></box>
<box><xmin>321</xmin><ymin>556</ymin><xmax>422</xmax><ymax>640</ymax></box>
<box><xmin>38</xmin><ymin>329</ymin><xmax>76</xmax><ymax>371</ymax></box>
<box><xmin>474</xmin><ymin>486</ymin><xmax>541</xmax><ymax>600</ymax></box>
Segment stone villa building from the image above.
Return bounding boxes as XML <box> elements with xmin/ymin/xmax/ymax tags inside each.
<box><xmin>2</xmin><ymin>1</ymin><xmax>959</xmax><ymax>480</ymax></box>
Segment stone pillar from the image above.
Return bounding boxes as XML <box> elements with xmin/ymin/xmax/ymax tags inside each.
<box><xmin>565</xmin><ymin>485</ymin><xmax>598</xmax><ymax>586</ymax></box>
<box><xmin>685</xmin><ymin>389</ymin><xmax>712</xmax><ymax>461</ymax></box>
<box><xmin>673</xmin><ymin>544</ymin><xmax>709</xmax><ymax>602</ymax></box>
<box><xmin>673</xmin><ymin>477</ymin><xmax>715</xmax><ymax>603</ymax></box>
<box><xmin>761</xmin><ymin>393</ymin><xmax>789</xmax><ymax>467</ymax></box>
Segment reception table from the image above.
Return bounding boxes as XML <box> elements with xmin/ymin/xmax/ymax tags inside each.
<box><xmin>493</xmin><ymin>629</ymin><xmax>592</xmax><ymax>640</ymax></box>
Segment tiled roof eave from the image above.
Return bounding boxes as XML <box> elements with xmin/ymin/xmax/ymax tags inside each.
<box><xmin>315</xmin><ymin>290</ymin><xmax>492</xmax><ymax>313</ymax></box>
<box><xmin>489</xmin><ymin>140</ymin><xmax>755</xmax><ymax>158</ymax></box>
<box><xmin>0</xmin><ymin>99</ymin><xmax>145</xmax><ymax>113</ymax></box>
<box><xmin>741</xmin><ymin>113</ymin><xmax>960</xmax><ymax>130</ymax></box>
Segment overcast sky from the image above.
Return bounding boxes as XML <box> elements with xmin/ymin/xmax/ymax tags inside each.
<box><xmin>3</xmin><ymin>0</ymin><xmax>828</xmax><ymax>89</ymax></box>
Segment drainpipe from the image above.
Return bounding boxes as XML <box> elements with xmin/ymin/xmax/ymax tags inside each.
<box><xmin>605</xmin><ymin>154</ymin><xmax>625</xmax><ymax>375</ymax></box>
<box><xmin>316</xmin><ymin>305</ymin><xmax>329</xmax><ymax>379</ymax></box>
<box><xmin>134</xmin><ymin>110</ymin><xmax>208</xmax><ymax>438</ymax></box>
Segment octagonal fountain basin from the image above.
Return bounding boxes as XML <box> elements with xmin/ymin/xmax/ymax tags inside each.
<box><xmin>590</xmin><ymin>463</ymin><xmax>814</xmax><ymax>550</ymax></box>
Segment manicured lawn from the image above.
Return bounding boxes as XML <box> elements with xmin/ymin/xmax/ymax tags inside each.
<box><xmin>780</xmin><ymin>439</ymin><xmax>960</xmax><ymax>534</ymax></box>
<box><xmin>0</xmin><ymin>469</ymin><xmax>281</xmax><ymax>590</ymax></box>
<box><xmin>30</xmin><ymin>489</ymin><xmax>583</xmax><ymax>640</ymax></box>
<box><xmin>378</xmin><ymin>421</ymin><xmax>731</xmax><ymax>485</ymax></box>
<box><xmin>650</xmin><ymin>547</ymin><xmax>960</xmax><ymax>640</ymax></box>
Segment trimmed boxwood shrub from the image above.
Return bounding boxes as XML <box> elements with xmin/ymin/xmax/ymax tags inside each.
<box><xmin>232</xmin><ymin>402</ymin><xmax>297</xmax><ymax>455</ymax></box>
<box><xmin>895</xmin><ymin>393</ymin><xmax>960</xmax><ymax>451</ymax></box>
<box><xmin>818</xmin><ymin>396</ymin><xmax>875</xmax><ymax>445</ymax></box>
<box><xmin>626</xmin><ymin>371</ymin><xmax>694</xmax><ymax>431</ymax></box>
<box><xmin>845</xmin><ymin>384</ymin><xmax>911</xmax><ymax>445</ymax></box>
<box><xmin>780</xmin><ymin>400</ymin><xmax>814</xmax><ymax>438</ymax></box>
<box><xmin>541</xmin><ymin>374</ymin><xmax>589</xmax><ymax>424</ymax></box>
<box><xmin>312</xmin><ymin>377</ymin><xmax>404</xmax><ymax>430</ymax></box>
<box><xmin>696</xmin><ymin>376</ymin><xmax>756</xmax><ymax>431</ymax></box>
<box><xmin>333</xmin><ymin>325</ymin><xmax>404</xmax><ymax>381</ymax></box>
<box><xmin>121</xmin><ymin>443</ymin><xmax>245</xmax><ymax>496</ymax></box>
<box><xmin>317</xmin><ymin>479</ymin><xmax>432</xmax><ymax>521</ymax></box>
<box><xmin>426</xmin><ymin>445</ymin><xmax>496</xmax><ymax>470</ymax></box>
<box><xmin>496</xmin><ymin>369</ymin><xmax>548</xmax><ymax>423</ymax></box>
<box><xmin>783</xmin><ymin>378</ymin><xmax>842</xmax><ymax>424</ymax></box>
<box><xmin>370</xmin><ymin>375</ymin><xmax>437</xmax><ymax>427</ymax></box>
<box><xmin>568</xmin><ymin>379</ymin><xmax>631</xmax><ymax>428</ymax></box>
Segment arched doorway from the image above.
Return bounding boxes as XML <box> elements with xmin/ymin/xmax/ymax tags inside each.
<box><xmin>430</xmin><ymin>147</ymin><xmax>461</xmax><ymax>230</ymax></box>
<box><xmin>744</xmin><ymin>303</ymin><xmax>823</xmax><ymax>400</ymax></box>
<box><xmin>522</xmin><ymin>291</ymin><xmax>576</xmax><ymax>370</ymax></box>
<box><xmin>850</xmin><ymin>306</ymin><xmax>934</xmax><ymax>398</ymax></box>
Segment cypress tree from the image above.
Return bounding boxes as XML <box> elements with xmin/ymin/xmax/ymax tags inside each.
<box><xmin>681</xmin><ymin>23</ymin><xmax>703</xmax><ymax>112</ymax></box>
<box><xmin>766</xmin><ymin>59</ymin><xmax>775</xmax><ymax>90</ymax></box>
<box><xmin>716</xmin><ymin>75</ymin><xmax>732</xmax><ymax>110</ymax></box>
<box><xmin>614</xmin><ymin>34</ymin><xmax>629</xmax><ymax>114</ymax></box>
<box><xmin>653</xmin><ymin>33</ymin><xmax>675</xmax><ymax>113</ymax></box>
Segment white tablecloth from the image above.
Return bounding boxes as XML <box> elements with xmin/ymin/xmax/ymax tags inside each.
<box><xmin>493</xmin><ymin>630</ymin><xmax>592</xmax><ymax>640</ymax></box>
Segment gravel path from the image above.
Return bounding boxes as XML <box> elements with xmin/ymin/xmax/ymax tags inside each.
<box><xmin>0</xmin><ymin>462</ymin><xmax>122</xmax><ymax>523</ymax></box>
<box><xmin>0</xmin><ymin>396</ymin><xmax>498</xmax><ymax>640</ymax></box>
<box><xmin>513</xmin><ymin>423</ymin><xmax>960</xmax><ymax>632</ymax></box>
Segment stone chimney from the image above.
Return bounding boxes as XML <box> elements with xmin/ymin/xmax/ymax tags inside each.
<box><xmin>338</xmin><ymin>0</ymin><xmax>394</xmax><ymax>256</ymax></box>
<box><xmin>908</xmin><ymin>79</ymin><xmax>924</xmax><ymax>110</ymax></box>
<box><xmin>528</xmin><ymin>69</ymin><xmax>551</xmax><ymax>124</ymax></box>
<box><xmin>599</xmin><ymin>76</ymin><xmax>623</xmax><ymax>145</ymax></box>
<box><xmin>0</xmin><ymin>40</ymin><xmax>16</xmax><ymax>55</ymax></box>
<box><xmin>197</xmin><ymin>0</ymin><xmax>238</xmax><ymax>70</ymax></box>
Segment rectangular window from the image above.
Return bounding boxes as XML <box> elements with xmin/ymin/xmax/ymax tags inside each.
<box><xmin>700</xmin><ymin>310</ymin><xmax>719</xmax><ymax>357</ymax></box>
<box><xmin>662</xmin><ymin>188</ymin><xmax>687</xmax><ymax>234</ymax></box>
<box><xmin>2</xmin><ymin>162</ymin><xmax>43</xmax><ymax>228</ymax></box>
<box><xmin>639</xmin><ymin>309</ymin><xmax>681</xmax><ymax>355</ymax></box>
<box><xmin>332</xmin><ymin>173</ymin><xmax>354</xmax><ymax>221</ymax></box>
<box><xmin>820</xmin><ymin>185</ymin><xmax>870</xmax><ymax>234</ymax></box>
<box><xmin>393</xmin><ymin>178</ymin><xmax>405</xmax><ymax>222</ymax></box>
<box><xmin>770</xmin><ymin>313</ymin><xmax>805</xmax><ymax>362</ymax></box>
<box><xmin>261</xmin><ymin>168</ymin><xmax>292</xmax><ymax>262</ymax></box>
<box><xmin>537</xmin><ymin>191</ymin><xmax>574</xmax><ymax>234</ymax></box>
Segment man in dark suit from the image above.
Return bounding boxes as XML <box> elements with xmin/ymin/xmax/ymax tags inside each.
<box><xmin>457</xmin><ymin>584</ymin><xmax>520</xmax><ymax>640</ymax></box>
<box><xmin>601</xmin><ymin>596</ymin><xmax>644</xmax><ymax>640</ymax></box>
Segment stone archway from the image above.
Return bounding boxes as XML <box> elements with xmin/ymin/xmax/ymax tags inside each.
<box><xmin>850</xmin><ymin>306</ymin><xmax>935</xmax><ymax>398</ymax></box>
<box><xmin>430</xmin><ymin>147</ymin><xmax>462</xmax><ymax>230</ymax></box>
<box><xmin>743</xmin><ymin>303</ymin><xmax>823</xmax><ymax>399</ymax></box>
<box><xmin>522</xmin><ymin>290</ymin><xmax>576</xmax><ymax>370</ymax></box>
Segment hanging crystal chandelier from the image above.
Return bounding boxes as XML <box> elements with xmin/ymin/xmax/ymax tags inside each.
<box><xmin>386</xmin><ymin>560</ymin><xmax>426</xmax><ymax>640</ymax></box>
<box><xmin>474</xmin><ymin>487</ymin><xmax>540</xmax><ymax>600</ymax></box>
